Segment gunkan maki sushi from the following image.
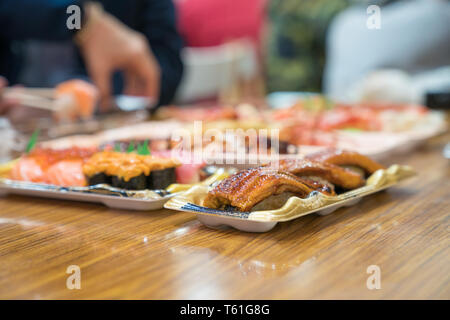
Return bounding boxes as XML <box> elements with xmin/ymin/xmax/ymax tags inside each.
<box><xmin>82</xmin><ymin>151</ymin><xmax>180</xmax><ymax>190</ymax></box>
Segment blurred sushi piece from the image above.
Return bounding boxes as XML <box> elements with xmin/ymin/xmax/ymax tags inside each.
<box><xmin>82</xmin><ymin>151</ymin><xmax>181</xmax><ymax>190</ymax></box>
<box><xmin>148</xmin><ymin>168</ymin><xmax>176</xmax><ymax>189</ymax></box>
<box><xmin>85</xmin><ymin>172</ymin><xmax>111</xmax><ymax>186</ymax></box>
<box><xmin>99</xmin><ymin>146</ymin><xmax>207</xmax><ymax>185</ymax></box>
<box><xmin>9</xmin><ymin>147</ymin><xmax>97</xmax><ymax>186</ymax></box>
<box><xmin>54</xmin><ymin>79</ymin><xmax>98</xmax><ymax>122</ymax></box>
<box><xmin>101</xmin><ymin>139</ymin><xmax>172</xmax><ymax>153</ymax></box>
<box><xmin>152</xmin><ymin>150</ymin><xmax>206</xmax><ymax>184</ymax></box>
<box><xmin>9</xmin><ymin>157</ymin><xmax>44</xmax><ymax>183</ymax></box>
<box><xmin>112</xmin><ymin>174</ymin><xmax>147</xmax><ymax>190</ymax></box>
<box><xmin>45</xmin><ymin>160</ymin><xmax>87</xmax><ymax>186</ymax></box>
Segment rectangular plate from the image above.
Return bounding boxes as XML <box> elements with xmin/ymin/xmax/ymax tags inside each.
<box><xmin>0</xmin><ymin>178</ymin><xmax>172</xmax><ymax>210</ymax></box>
<box><xmin>164</xmin><ymin>165</ymin><xmax>416</xmax><ymax>232</ymax></box>
<box><xmin>0</xmin><ymin>168</ymin><xmax>230</xmax><ymax>211</ymax></box>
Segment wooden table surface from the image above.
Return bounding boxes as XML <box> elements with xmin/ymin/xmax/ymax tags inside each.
<box><xmin>0</xmin><ymin>133</ymin><xmax>449</xmax><ymax>300</ymax></box>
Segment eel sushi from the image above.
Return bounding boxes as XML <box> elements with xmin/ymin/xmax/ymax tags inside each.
<box><xmin>203</xmin><ymin>150</ymin><xmax>385</xmax><ymax>212</ymax></box>
<box><xmin>306</xmin><ymin>149</ymin><xmax>385</xmax><ymax>175</ymax></box>
<box><xmin>203</xmin><ymin>167</ymin><xmax>335</xmax><ymax>212</ymax></box>
<box><xmin>265</xmin><ymin>158</ymin><xmax>365</xmax><ymax>190</ymax></box>
<box><xmin>265</xmin><ymin>150</ymin><xmax>385</xmax><ymax>193</ymax></box>
<box><xmin>82</xmin><ymin>151</ymin><xmax>181</xmax><ymax>190</ymax></box>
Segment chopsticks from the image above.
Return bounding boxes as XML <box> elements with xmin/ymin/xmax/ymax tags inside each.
<box><xmin>3</xmin><ymin>87</ymin><xmax>154</xmax><ymax>112</ymax></box>
<box><xmin>3</xmin><ymin>87</ymin><xmax>57</xmax><ymax>111</ymax></box>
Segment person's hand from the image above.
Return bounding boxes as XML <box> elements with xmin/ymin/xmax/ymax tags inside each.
<box><xmin>0</xmin><ymin>76</ymin><xmax>19</xmax><ymax>115</ymax></box>
<box><xmin>76</xmin><ymin>3</ymin><xmax>160</xmax><ymax>111</ymax></box>
<box><xmin>0</xmin><ymin>81</ymin><xmax>51</xmax><ymax>123</ymax></box>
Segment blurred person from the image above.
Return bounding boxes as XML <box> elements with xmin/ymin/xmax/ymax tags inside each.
<box><xmin>265</xmin><ymin>0</ymin><xmax>349</xmax><ymax>93</ymax></box>
<box><xmin>0</xmin><ymin>0</ymin><xmax>183</xmax><ymax>114</ymax></box>
<box><xmin>0</xmin><ymin>76</ymin><xmax>17</xmax><ymax>115</ymax></box>
<box><xmin>324</xmin><ymin>0</ymin><xmax>450</xmax><ymax>103</ymax></box>
<box><xmin>173</xmin><ymin>0</ymin><xmax>267</xmax><ymax>104</ymax></box>
<box><xmin>175</xmin><ymin>0</ymin><xmax>266</xmax><ymax>50</ymax></box>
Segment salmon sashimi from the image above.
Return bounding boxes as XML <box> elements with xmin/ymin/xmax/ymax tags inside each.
<box><xmin>46</xmin><ymin>160</ymin><xmax>87</xmax><ymax>187</ymax></box>
<box><xmin>9</xmin><ymin>147</ymin><xmax>96</xmax><ymax>187</ymax></box>
<box><xmin>9</xmin><ymin>157</ymin><xmax>44</xmax><ymax>183</ymax></box>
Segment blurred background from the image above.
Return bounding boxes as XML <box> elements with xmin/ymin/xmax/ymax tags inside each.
<box><xmin>175</xmin><ymin>0</ymin><xmax>450</xmax><ymax>106</ymax></box>
<box><xmin>0</xmin><ymin>0</ymin><xmax>449</xmax><ymax>160</ymax></box>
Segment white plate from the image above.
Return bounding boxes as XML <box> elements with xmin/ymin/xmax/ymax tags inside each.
<box><xmin>0</xmin><ymin>179</ymin><xmax>173</xmax><ymax>210</ymax></box>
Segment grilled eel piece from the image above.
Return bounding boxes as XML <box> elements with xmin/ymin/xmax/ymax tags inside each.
<box><xmin>306</xmin><ymin>149</ymin><xmax>385</xmax><ymax>175</ymax></box>
<box><xmin>203</xmin><ymin>167</ymin><xmax>335</xmax><ymax>212</ymax></box>
<box><xmin>265</xmin><ymin>159</ymin><xmax>364</xmax><ymax>189</ymax></box>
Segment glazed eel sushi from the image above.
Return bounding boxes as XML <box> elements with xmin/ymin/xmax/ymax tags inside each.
<box><xmin>265</xmin><ymin>159</ymin><xmax>365</xmax><ymax>190</ymax></box>
<box><xmin>203</xmin><ymin>167</ymin><xmax>335</xmax><ymax>212</ymax></box>
<box><xmin>306</xmin><ymin>149</ymin><xmax>385</xmax><ymax>176</ymax></box>
<box><xmin>82</xmin><ymin>151</ymin><xmax>181</xmax><ymax>190</ymax></box>
<box><xmin>203</xmin><ymin>149</ymin><xmax>385</xmax><ymax>212</ymax></box>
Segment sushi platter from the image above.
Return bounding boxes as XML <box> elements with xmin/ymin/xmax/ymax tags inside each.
<box><xmin>0</xmin><ymin>97</ymin><xmax>442</xmax><ymax>226</ymax></box>
<box><xmin>0</xmin><ymin>132</ymin><xmax>416</xmax><ymax>225</ymax></box>
<box><xmin>164</xmin><ymin>151</ymin><xmax>416</xmax><ymax>232</ymax></box>
<box><xmin>0</xmin><ymin>178</ymin><xmax>171</xmax><ymax>211</ymax></box>
<box><xmin>0</xmin><ymin>168</ymin><xmax>229</xmax><ymax>210</ymax></box>
<box><xmin>0</xmin><ymin>141</ymin><xmax>231</xmax><ymax>210</ymax></box>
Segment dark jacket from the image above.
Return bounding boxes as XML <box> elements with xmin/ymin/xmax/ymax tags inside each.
<box><xmin>0</xmin><ymin>0</ymin><xmax>183</xmax><ymax>106</ymax></box>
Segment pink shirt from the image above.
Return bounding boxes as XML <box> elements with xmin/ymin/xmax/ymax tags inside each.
<box><xmin>175</xmin><ymin>0</ymin><xmax>266</xmax><ymax>48</ymax></box>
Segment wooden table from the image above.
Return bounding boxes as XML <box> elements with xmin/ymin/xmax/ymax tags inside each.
<box><xmin>0</xmin><ymin>133</ymin><xmax>448</xmax><ymax>299</ymax></box>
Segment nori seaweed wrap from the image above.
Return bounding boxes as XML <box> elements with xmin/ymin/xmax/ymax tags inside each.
<box><xmin>148</xmin><ymin>168</ymin><xmax>176</xmax><ymax>190</ymax></box>
<box><xmin>82</xmin><ymin>151</ymin><xmax>180</xmax><ymax>190</ymax></box>
<box><xmin>111</xmin><ymin>174</ymin><xmax>148</xmax><ymax>190</ymax></box>
<box><xmin>86</xmin><ymin>173</ymin><xmax>111</xmax><ymax>186</ymax></box>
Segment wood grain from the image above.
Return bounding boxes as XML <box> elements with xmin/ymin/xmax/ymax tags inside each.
<box><xmin>0</xmin><ymin>131</ymin><xmax>449</xmax><ymax>299</ymax></box>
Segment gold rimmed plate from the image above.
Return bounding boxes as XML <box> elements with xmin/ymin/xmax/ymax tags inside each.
<box><xmin>164</xmin><ymin>165</ymin><xmax>416</xmax><ymax>232</ymax></box>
